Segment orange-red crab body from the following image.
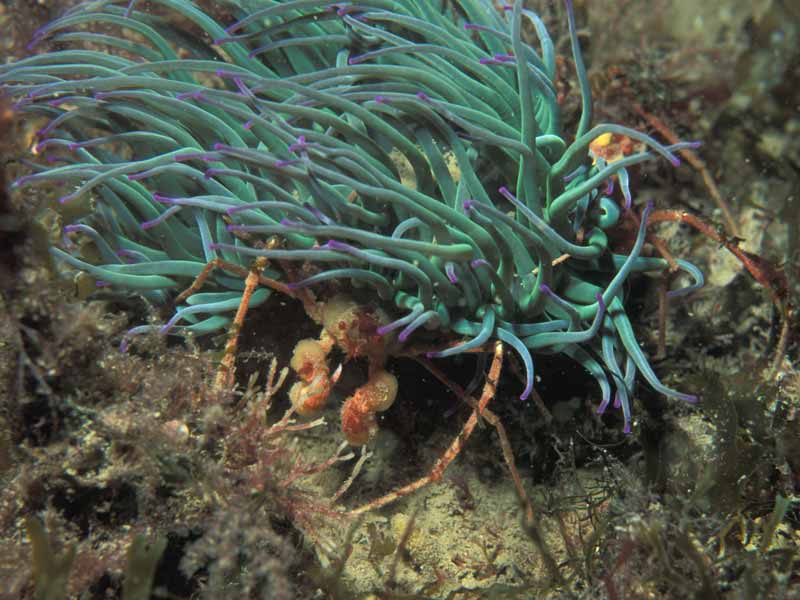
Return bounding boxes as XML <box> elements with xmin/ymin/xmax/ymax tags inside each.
<box><xmin>341</xmin><ymin>369</ymin><xmax>399</xmax><ymax>446</ymax></box>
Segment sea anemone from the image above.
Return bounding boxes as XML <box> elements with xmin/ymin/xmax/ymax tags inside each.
<box><xmin>2</xmin><ymin>0</ymin><xmax>703</xmax><ymax>432</ymax></box>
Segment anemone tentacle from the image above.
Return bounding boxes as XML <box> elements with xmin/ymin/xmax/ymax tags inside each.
<box><xmin>2</xmin><ymin>0</ymin><xmax>703</xmax><ymax>431</ymax></box>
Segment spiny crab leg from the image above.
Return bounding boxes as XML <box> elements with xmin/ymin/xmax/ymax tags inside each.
<box><xmin>175</xmin><ymin>256</ymin><xmax>294</xmax><ymax>306</ymax></box>
<box><xmin>349</xmin><ymin>341</ymin><xmax>504</xmax><ymax>515</ymax></box>
<box><xmin>214</xmin><ymin>256</ymin><xmax>267</xmax><ymax>390</ymax></box>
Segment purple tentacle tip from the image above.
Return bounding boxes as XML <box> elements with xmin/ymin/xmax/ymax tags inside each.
<box><xmin>539</xmin><ymin>283</ymin><xmax>552</xmax><ymax>295</ymax></box>
<box><xmin>31</xmin><ymin>23</ymin><xmax>49</xmax><ymax>38</ymax></box>
<box><xmin>208</xmin><ymin>243</ymin><xmax>220</xmax><ymax>251</ymax></box>
<box><xmin>232</xmin><ymin>77</ymin><xmax>249</xmax><ymax>96</ymax></box>
<box><xmin>520</xmin><ymin>379</ymin><xmax>532</xmax><ymax>401</ymax></box>
<box><xmin>303</xmin><ymin>203</ymin><xmax>332</xmax><ymax>225</ymax></box>
<box><xmin>595</xmin><ymin>293</ymin><xmax>605</xmax><ymax>312</ymax></box>
<box><xmin>12</xmin><ymin>175</ymin><xmax>33</xmax><ymax>189</ymax></box>
<box><xmin>445</xmin><ymin>263</ymin><xmax>458</xmax><ymax>284</ymax></box>
<box><xmin>623</xmin><ymin>422</ymin><xmax>632</xmax><ymax>434</ymax></box>
<box><xmin>416</xmin><ymin>92</ymin><xmax>431</xmax><ymax>101</ymax></box>
<box><xmin>177</xmin><ymin>90</ymin><xmax>204</xmax><ymax>101</ymax></box>
<box><xmin>324</xmin><ymin>240</ymin><xmax>352</xmax><ymax>253</ymax></box>
<box><xmin>462</xmin><ymin>199</ymin><xmax>477</xmax><ymax>212</ymax></box>
<box><xmin>275</xmin><ymin>159</ymin><xmax>300</xmax><ymax>168</ymax></box>
<box><xmin>374</xmin><ymin>95</ymin><xmax>387</xmax><ymax>104</ymax></box>
<box><xmin>470</xmin><ymin>258</ymin><xmax>489</xmax><ymax>269</ymax></box>
<box><xmin>494</xmin><ymin>53</ymin><xmax>514</xmax><ymax>63</ymax></box>
<box><xmin>117</xmin><ymin>249</ymin><xmax>137</xmax><ymax>260</ymax></box>
<box><xmin>288</xmin><ymin>135</ymin><xmax>307</xmax><ymax>153</ymax></box>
